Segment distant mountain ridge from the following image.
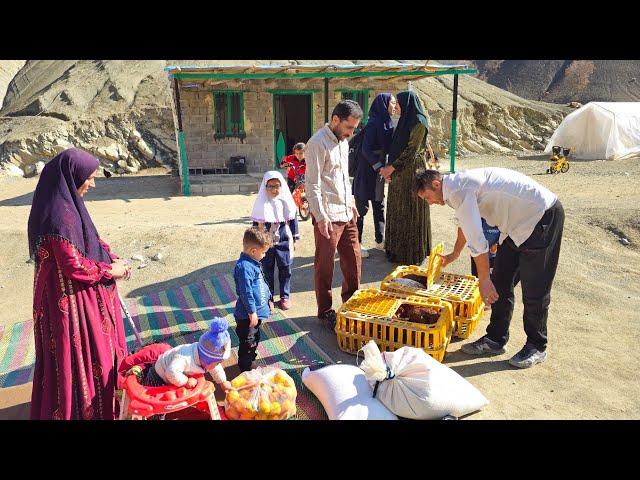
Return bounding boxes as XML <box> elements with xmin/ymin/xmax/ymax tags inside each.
<box><xmin>468</xmin><ymin>60</ymin><xmax>640</xmax><ymax>103</ymax></box>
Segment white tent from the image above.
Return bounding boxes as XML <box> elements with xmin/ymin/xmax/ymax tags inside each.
<box><xmin>544</xmin><ymin>102</ymin><xmax>640</xmax><ymax>160</ymax></box>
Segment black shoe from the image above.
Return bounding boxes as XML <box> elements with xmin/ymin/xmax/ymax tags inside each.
<box><xmin>509</xmin><ymin>344</ymin><xmax>547</xmax><ymax>368</ymax></box>
<box><xmin>460</xmin><ymin>335</ymin><xmax>506</xmax><ymax>356</ymax></box>
<box><xmin>318</xmin><ymin>309</ymin><xmax>337</xmax><ymax>332</ymax></box>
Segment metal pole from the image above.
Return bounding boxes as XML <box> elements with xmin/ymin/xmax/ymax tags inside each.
<box><xmin>450</xmin><ymin>74</ymin><xmax>459</xmax><ymax>173</ymax></box>
<box><xmin>173</xmin><ymin>77</ymin><xmax>190</xmax><ymax>196</ymax></box>
<box><xmin>119</xmin><ymin>291</ymin><xmax>143</xmax><ymax>348</ymax></box>
<box><xmin>324</xmin><ymin>78</ymin><xmax>329</xmax><ymax>123</ymax></box>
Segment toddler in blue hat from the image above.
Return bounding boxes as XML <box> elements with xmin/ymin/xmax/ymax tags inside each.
<box><xmin>144</xmin><ymin>317</ymin><xmax>233</xmax><ymax>391</ymax></box>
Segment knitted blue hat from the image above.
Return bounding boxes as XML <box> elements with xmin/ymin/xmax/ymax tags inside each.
<box><xmin>197</xmin><ymin>318</ymin><xmax>231</xmax><ymax>367</ymax></box>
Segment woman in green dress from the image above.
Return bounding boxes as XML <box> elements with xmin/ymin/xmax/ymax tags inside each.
<box><xmin>379</xmin><ymin>91</ymin><xmax>431</xmax><ymax>265</ymax></box>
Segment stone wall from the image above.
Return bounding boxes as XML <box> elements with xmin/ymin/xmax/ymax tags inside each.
<box><xmin>178</xmin><ymin>78</ymin><xmax>409</xmax><ymax>174</ymax></box>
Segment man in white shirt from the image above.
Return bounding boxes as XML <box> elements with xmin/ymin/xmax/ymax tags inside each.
<box><xmin>414</xmin><ymin>167</ymin><xmax>564</xmax><ymax>368</ymax></box>
<box><xmin>305</xmin><ymin>100</ymin><xmax>363</xmax><ymax>330</ymax></box>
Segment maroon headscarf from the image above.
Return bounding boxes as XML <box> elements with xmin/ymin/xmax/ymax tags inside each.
<box><xmin>27</xmin><ymin>148</ymin><xmax>112</xmax><ymax>264</ymax></box>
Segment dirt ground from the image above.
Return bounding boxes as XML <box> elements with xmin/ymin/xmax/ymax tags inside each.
<box><xmin>1</xmin><ymin>153</ymin><xmax>639</xmax><ymax>419</ymax></box>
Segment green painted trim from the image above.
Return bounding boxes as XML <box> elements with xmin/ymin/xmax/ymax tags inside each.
<box><xmin>239</xmin><ymin>92</ymin><xmax>245</xmax><ymax>133</ymax></box>
<box><xmin>174</xmin><ymin>69</ymin><xmax>478</xmax><ymax>80</ymax></box>
<box><xmin>341</xmin><ymin>89</ymin><xmax>369</xmax><ymax>125</ymax></box>
<box><xmin>450</xmin><ymin>118</ymin><xmax>458</xmax><ymax>174</ymax></box>
<box><xmin>226</xmin><ymin>91</ymin><xmax>232</xmax><ymax>135</ymax></box>
<box><xmin>179</xmin><ymin>130</ymin><xmax>190</xmax><ymax>196</ymax></box>
<box><xmin>267</xmin><ymin>89</ymin><xmax>321</xmax><ymax>94</ymax></box>
<box><xmin>211</xmin><ymin>90</ymin><xmax>245</xmax><ymax>138</ymax></box>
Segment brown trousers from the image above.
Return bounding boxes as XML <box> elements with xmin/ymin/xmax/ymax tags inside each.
<box><xmin>312</xmin><ymin>215</ymin><xmax>362</xmax><ymax>316</ymax></box>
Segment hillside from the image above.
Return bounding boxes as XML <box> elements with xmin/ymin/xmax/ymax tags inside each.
<box><xmin>0</xmin><ymin>60</ymin><xmax>570</xmax><ymax>177</ymax></box>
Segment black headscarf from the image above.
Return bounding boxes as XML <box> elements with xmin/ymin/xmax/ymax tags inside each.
<box><xmin>27</xmin><ymin>148</ymin><xmax>112</xmax><ymax>264</ymax></box>
<box><xmin>387</xmin><ymin>91</ymin><xmax>429</xmax><ymax>164</ymax></box>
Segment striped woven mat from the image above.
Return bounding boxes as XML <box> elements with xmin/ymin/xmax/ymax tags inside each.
<box><xmin>0</xmin><ymin>273</ymin><xmax>331</xmax><ymax>420</ymax></box>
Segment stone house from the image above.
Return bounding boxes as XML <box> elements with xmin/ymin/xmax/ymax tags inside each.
<box><xmin>165</xmin><ymin>63</ymin><xmax>475</xmax><ymax>194</ymax></box>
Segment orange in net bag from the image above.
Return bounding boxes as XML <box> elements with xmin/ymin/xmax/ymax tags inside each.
<box><xmin>224</xmin><ymin>366</ymin><xmax>297</xmax><ymax>420</ymax></box>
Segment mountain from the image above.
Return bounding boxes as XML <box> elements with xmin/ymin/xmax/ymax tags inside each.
<box><xmin>470</xmin><ymin>60</ymin><xmax>640</xmax><ymax>103</ymax></box>
<box><xmin>0</xmin><ymin>60</ymin><xmax>570</xmax><ymax>177</ymax></box>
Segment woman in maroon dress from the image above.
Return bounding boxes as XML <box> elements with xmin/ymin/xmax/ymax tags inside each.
<box><xmin>27</xmin><ymin>148</ymin><xmax>131</xmax><ymax>420</ymax></box>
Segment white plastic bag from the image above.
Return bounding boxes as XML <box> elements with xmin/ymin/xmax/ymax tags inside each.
<box><xmin>358</xmin><ymin>340</ymin><xmax>489</xmax><ymax>419</ymax></box>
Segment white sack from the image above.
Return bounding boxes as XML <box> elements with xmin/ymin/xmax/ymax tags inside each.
<box><xmin>358</xmin><ymin>340</ymin><xmax>489</xmax><ymax>419</ymax></box>
<box><xmin>301</xmin><ymin>365</ymin><xmax>397</xmax><ymax>420</ymax></box>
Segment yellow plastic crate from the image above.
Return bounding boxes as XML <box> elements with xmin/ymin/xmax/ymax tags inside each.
<box><xmin>381</xmin><ymin>267</ymin><xmax>485</xmax><ymax>339</ymax></box>
<box><xmin>335</xmin><ymin>288</ymin><xmax>454</xmax><ymax>362</ymax></box>
<box><xmin>423</xmin><ymin>242</ymin><xmax>444</xmax><ymax>288</ymax></box>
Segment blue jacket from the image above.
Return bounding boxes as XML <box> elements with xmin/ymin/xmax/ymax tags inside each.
<box><xmin>233</xmin><ymin>252</ymin><xmax>271</xmax><ymax>320</ymax></box>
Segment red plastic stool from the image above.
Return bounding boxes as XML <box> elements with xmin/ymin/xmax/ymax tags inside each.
<box><xmin>119</xmin><ymin>373</ymin><xmax>221</xmax><ymax>420</ymax></box>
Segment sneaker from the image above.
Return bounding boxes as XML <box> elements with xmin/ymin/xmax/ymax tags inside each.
<box><xmin>279</xmin><ymin>298</ymin><xmax>291</xmax><ymax>310</ymax></box>
<box><xmin>375</xmin><ymin>241</ymin><xmax>385</xmax><ymax>250</ymax></box>
<box><xmin>508</xmin><ymin>344</ymin><xmax>547</xmax><ymax>369</ymax></box>
<box><xmin>318</xmin><ymin>309</ymin><xmax>337</xmax><ymax>331</ymax></box>
<box><xmin>460</xmin><ymin>335</ymin><xmax>506</xmax><ymax>356</ymax></box>
<box><xmin>360</xmin><ymin>246</ymin><xmax>369</xmax><ymax>258</ymax></box>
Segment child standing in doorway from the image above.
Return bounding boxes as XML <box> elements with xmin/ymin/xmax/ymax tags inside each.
<box><xmin>251</xmin><ymin>171</ymin><xmax>300</xmax><ymax>311</ymax></box>
<box><xmin>280</xmin><ymin>142</ymin><xmax>307</xmax><ymax>193</ymax></box>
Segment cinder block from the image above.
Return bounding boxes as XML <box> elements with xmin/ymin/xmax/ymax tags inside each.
<box><xmin>202</xmin><ymin>184</ymin><xmax>222</xmax><ymax>194</ymax></box>
<box><xmin>220</xmin><ymin>184</ymin><xmax>240</xmax><ymax>194</ymax></box>
<box><xmin>186</xmin><ymin>184</ymin><xmax>203</xmax><ymax>194</ymax></box>
<box><xmin>239</xmin><ymin>184</ymin><xmax>259</xmax><ymax>194</ymax></box>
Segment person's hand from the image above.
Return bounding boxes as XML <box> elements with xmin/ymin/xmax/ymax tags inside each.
<box><xmin>317</xmin><ymin>219</ymin><xmax>333</xmax><ymax>240</ymax></box>
<box><xmin>249</xmin><ymin>312</ymin><xmax>259</xmax><ymax>328</ymax></box>
<box><xmin>115</xmin><ymin>259</ymin><xmax>132</xmax><ymax>280</ymax></box>
<box><xmin>351</xmin><ymin>206</ymin><xmax>360</xmax><ymax>222</ymax></box>
<box><xmin>219</xmin><ymin>381</ymin><xmax>232</xmax><ymax>392</ymax></box>
<box><xmin>479</xmin><ymin>276</ymin><xmax>499</xmax><ymax>305</ymax></box>
<box><xmin>439</xmin><ymin>252</ymin><xmax>459</xmax><ymax>268</ymax></box>
<box><xmin>186</xmin><ymin>377</ymin><xmax>198</xmax><ymax>388</ymax></box>
<box><xmin>109</xmin><ymin>261</ymin><xmax>131</xmax><ymax>280</ymax></box>
<box><xmin>379</xmin><ymin>165</ymin><xmax>395</xmax><ymax>180</ymax></box>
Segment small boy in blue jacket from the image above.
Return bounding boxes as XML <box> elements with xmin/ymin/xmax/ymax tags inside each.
<box><xmin>233</xmin><ymin>227</ymin><xmax>274</xmax><ymax>372</ymax></box>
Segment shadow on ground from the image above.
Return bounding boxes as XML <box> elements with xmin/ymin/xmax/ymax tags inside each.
<box><xmin>0</xmin><ymin>175</ymin><xmax>179</xmax><ymax>207</ymax></box>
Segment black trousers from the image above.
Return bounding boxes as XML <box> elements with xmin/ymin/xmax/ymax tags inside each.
<box><xmin>355</xmin><ymin>196</ymin><xmax>385</xmax><ymax>244</ymax></box>
<box><xmin>287</xmin><ymin>178</ymin><xmax>296</xmax><ymax>193</ymax></box>
<box><xmin>485</xmin><ymin>200</ymin><xmax>564</xmax><ymax>352</ymax></box>
<box><xmin>235</xmin><ymin>317</ymin><xmax>263</xmax><ymax>372</ymax></box>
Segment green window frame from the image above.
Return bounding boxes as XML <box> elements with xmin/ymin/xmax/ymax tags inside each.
<box><xmin>212</xmin><ymin>90</ymin><xmax>245</xmax><ymax>139</ymax></box>
<box><xmin>340</xmin><ymin>89</ymin><xmax>369</xmax><ymax>128</ymax></box>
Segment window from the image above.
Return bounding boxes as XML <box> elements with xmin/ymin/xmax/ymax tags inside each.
<box><xmin>341</xmin><ymin>89</ymin><xmax>369</xmax><ymax>132</ymax></box>
<box><xmin>212</xmin><ymin>91</ymin><xmax>245</xmax><ymax>139</ymax></box>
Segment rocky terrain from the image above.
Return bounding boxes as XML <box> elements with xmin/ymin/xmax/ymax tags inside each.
<box><xmin>469</xmin><ymin>60</ymin><xmax>640</xmax><ymax>104</ymax></box>
<box><xmin>0</xmin><ymin>60</ymin><xmax>571</xmax><ymax>177</ymax></box>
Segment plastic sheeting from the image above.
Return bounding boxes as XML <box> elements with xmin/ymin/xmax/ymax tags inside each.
<box><xmin>545</xmin><ymin>102</ymin><xmax>640</xmax><ymax>160</ymax></box>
